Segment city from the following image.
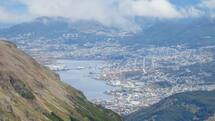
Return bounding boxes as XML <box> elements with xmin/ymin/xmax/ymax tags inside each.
<box><xmin>0</xmin><ymin>0</ymin><xmax>215</xmax><ymax>121</ymax></box>
<box><xmin>7</xmin><ymin>32</ymin><xmax>215</xmax><ymax>115</ymax></box>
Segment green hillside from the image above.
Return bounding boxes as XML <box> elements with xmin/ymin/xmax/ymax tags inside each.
<box><xmin>126</xmin><ymin>90</ymin><xmax>215</xmax><ymax>121</ymax></box>
<box><xmin>0</xmin><ymin>40</ymin><xmax>122</xmax><ymax>121</ymax></box>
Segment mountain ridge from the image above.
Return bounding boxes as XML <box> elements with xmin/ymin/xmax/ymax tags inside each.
<box><xmin>0</xmin><ymin>40</ymin><xmax>122</xmax><ymax>121</ymax></box>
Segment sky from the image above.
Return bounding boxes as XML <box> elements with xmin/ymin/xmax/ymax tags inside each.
<box><xmin>0</xmin><ymin>0</ymin><xmax>214</xmax><ymax>30</ymax></box>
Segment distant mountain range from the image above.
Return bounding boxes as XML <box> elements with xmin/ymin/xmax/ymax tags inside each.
<box><xmin>0</xmin><ymin>16</ymin><xmax>214</xmax><ymax>48</ymax></box>
<box><xmin>0</xmin><ymin>17</ymin><xmax>118</xmax><ymax>38</ymax></box>
<box><xmin>126</xmin><ymin>18</ymin><xmax>215</xmax><ymax>47</ymax></box>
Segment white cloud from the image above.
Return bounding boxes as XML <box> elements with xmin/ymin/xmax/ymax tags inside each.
<box><xmin>18</xmin><ymin>0</ymin><xmax>140</xmax><ymax>31</ymax></box>
<box><xmin>0</xmin><ymin>7</ymin><xmax>21</xmax><ymax>23</ymax></box>
<box><xmin>21</xmin><ymin>0</ymin><xmax>185</xmax><ymax>19</ymax></box>
<box><xmin>200</xmin><ymin>0</ymin><xmax>215</xmax><ymax>18</ymax></box>
<box><xmin>17</xmin><ymin>0</ymin><xmax>198</xmax><ymax>31</ymax></box>
<box><xmin>1</xmin><ymin>0</ymin><xmax>214</xmax><ymax>30</ymax></box>
<box><xmin>180</xmin><ymin>6</ymin><xmax>203</xmax><ymax>17</ymax></box>
<box><xmin>202</xmin><ymin>0</ymin><xmax>215</xmax><ymax>9</ymax></box>
<box><xmin>0</xmin><ymin>5</ymin><xmax>32</xmax><ymax>24</ymax></box>
<box><xmin>119</xmin><ymin>0</ymin><xmax>183</xmax><ymax>18</ymax></box>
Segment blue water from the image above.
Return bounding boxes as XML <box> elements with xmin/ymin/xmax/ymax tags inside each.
<box><xmin>57</xmin><ymin>59</ymin><xmax>112</xmax><ymax>100</ymax></box>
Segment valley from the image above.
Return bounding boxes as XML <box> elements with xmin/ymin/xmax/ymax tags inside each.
<box><xmin>1</xmin><ymin>0</ymin><xmax>215</xmax><ymax>120</ymax></box>
<box><xmin>0</xmin><ymin>16</ymin><xmax>215</xmax><ymax>118</ymax></box>
<box><xmin>2</xmin><ymin>24</ymin><xmax>215</xmax><ymax>115</ymax></box>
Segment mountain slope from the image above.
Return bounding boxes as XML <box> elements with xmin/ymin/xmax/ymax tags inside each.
<box><xmin>143</xmin><ymin>18</ymin><xmax>215</xmax><ymax>46</ymax></box>
<box><xmin>125</xmin><ymin>90</ymin><xmax>215</xmax><ymax>121</ymax></box>
<box><xmin>121</xmin><ymin>18</ymin><xmax>215</xmax><ymax>48</ymax></box>
<box><xmin>0</xmin><ymin>40</ymin><xmax>122</xmax><ymax>121</ymax></box>
<box><xmin>0</xmin><ymin>17</ymin><xmax>117</xmax><ymax>38</ymax></box>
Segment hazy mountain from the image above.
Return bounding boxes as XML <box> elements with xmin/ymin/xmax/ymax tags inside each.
<box><xmin>1</xmin><ymin>16</ymin><xmax>215</xmax><ymax>48</ymax></box>
<box><xmin>148</xmin><ymin>18</ymin><xmax>215</xmax><ymax>47</ymax></box>
<box><xmin>122</xmin><ymin>17</ymin><xmax>215</xmax><ymax>48</ymax></box>
<box><xmin>125</xmin><ymin>90</ymin><xmax>215</xmax><ymax>121</ymax></box>
<box><xmin>0</xmin><ymin>17</ymin><xmax>118</xmax><ymax>38</ymax></box>
<box><xmin>0</xmin><ymin>40</ymin><xmax>122</xmax><ymax>121</ymax></box>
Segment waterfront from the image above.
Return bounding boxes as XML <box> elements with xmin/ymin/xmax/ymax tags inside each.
<box><xmin>47</xmin><ymin>46</ymin><xmax>215</xmax><ymax>115</ymax></box>
<box><xmin>56</xmin><ymin>59</ymin><xmax>113</xmax><ymax>101</ymax></box>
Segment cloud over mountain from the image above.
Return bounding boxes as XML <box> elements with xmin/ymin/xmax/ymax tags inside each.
<box><xmin>0</xmin><ymin>0</ymin><xmax>215</xmax><ymax>30</ymax></box>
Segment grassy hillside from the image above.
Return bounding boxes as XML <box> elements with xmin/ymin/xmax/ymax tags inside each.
<box><xmin>126</xmin><ymin>90</ymin><xmax>215</xmax><ymax>121</ymax></box>
<box><xmin>0</xmin><ymin>40</ymin><xmax>122</xmax><ymax>121</ymax></box>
